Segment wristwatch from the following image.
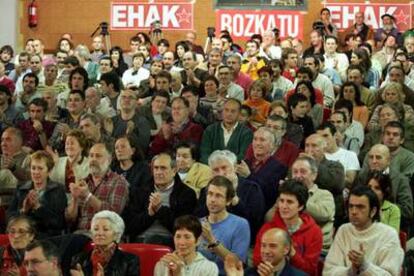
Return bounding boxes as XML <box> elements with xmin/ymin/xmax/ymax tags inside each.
<box><xmin>207</xmin><ymin>240</ymin><xmax>221</xmax><ymax>250</ymax></box>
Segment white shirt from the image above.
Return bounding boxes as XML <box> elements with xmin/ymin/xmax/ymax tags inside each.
<box><xmin>323</xmin><ymin>52</ymin><xmax>349</xmax><ymax>81</ymax></box>
<box><xmin>121</xmin><ymin>67</ymin><xmax>150</xmax><ymax>87</ymax></box>
<box><xmin>221</xmin><ymin>122</ymin><xmax>238</xmax><ymax>147</ymax></box>
<box><xmin>325</xmin><ymin>147</ymin><xmax>360</xmax><ymax>172</ymax></box>
<box><xmin>313</xmin><ymin>73</ymin><xmax>335</xmax><ymax>108</ymax></box>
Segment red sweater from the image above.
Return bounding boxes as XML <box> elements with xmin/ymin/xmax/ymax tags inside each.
<box><xmin>253</xmin><ymin>211</ymin><xmax>322</xmax><ymax>276</ymax></box>
<box><xmin>149</xmin><ymin>121</ymin><xmax>204</xmax><ymax>156</ymax></box>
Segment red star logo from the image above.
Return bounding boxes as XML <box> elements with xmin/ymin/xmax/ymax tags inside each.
<box><xmin>394</xmin><ymin>10</ymin><xmax>410</xmax><ymax>28</ymax></box>
<box><xmin>177</xmin><ymin>8</ymin><xmax>191</xmax><ymax>24</ymax></box>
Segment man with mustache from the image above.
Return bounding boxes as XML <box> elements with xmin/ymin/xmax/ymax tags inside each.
<box><xmin>65</xmin><ymin>143</ymin><xmax>129</xmax><ymax>232</ymax></box>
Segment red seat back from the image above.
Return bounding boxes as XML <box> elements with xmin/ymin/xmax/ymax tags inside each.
<box><xmin>399</xmin><ymin>231</ymin><xmax>407</xmax><ymax>252</ymax></box>
<box><xmin>0</xmin><ymin>234</ymin><xmax>9</xmax><ymax>247</ymax></box>
<box><xmin>119</xmin><ymin>243</ymin><xmax>172</xmax><ymax>276</ymax></box>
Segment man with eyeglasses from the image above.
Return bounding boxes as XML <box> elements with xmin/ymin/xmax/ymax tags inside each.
<box><xmin>24</xmin><ymin>240</ymin><xmax>62</xmax><ymax>276</ymax></box>
<box><xmin>217</xmin><ymin>65</ymin><xmax>244</xmax><ymax>102</ymax></box>
<box><xmin>243</xmin><ymin>115</ymin><xmax>299</xmax><ymax>169</ymax></box>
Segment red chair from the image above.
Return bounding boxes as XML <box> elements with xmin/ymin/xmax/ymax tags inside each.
<box><xmin>0</xmin><ymin>234</ymin><xmax>9</xmax><ymax>246</ymax></box>
<box><xmin>399</xmin><ymin>231</ymin><xmax>407</xmax><ymax>252</ymax></box>
<box><xmin>119</xmin><ymin>243</ymin><xmax>172</xmax><ymax>276</ymax></box>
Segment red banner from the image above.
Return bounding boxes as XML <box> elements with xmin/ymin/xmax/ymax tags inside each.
<box><xmin>324</xmin><ymin>2</ymin><xmax>413</xmax><ymax>31</ymax></box>
<box><xmin>216</xmin><ymin>10</ymin><xmax>304</xmax><ymax>40</ymax></box>
<box><xmin>110</xmin><ymin>2</ymin><xmax>193</xmax><ymax>30</ymax></box>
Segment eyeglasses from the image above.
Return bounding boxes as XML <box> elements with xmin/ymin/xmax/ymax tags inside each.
<box><xmin>7</xmin><ymin>229</ymin><xmax>31</xmax><ymax>235</ymax></box>
<box><xmin>23</xmin><ymin>259</ymin><xmax>48</xmax><ymax>267</ymax></box>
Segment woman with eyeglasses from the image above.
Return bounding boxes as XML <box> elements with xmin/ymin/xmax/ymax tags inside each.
<box><xmin>0</xmin><ymin>215</ymin><xmax>36</xmax><ymax>275</ymax></box>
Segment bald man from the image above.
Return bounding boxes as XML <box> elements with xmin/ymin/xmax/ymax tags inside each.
<box><xmin>246</xmin><ymin>228</ymin><xmax>306</xmax><ymax>276</ymax></box>
<box><xmin>304</xmin><ymin>134</ymin><xmax>345</xmax><ymax>226</ymax></box>
<box><xmin>356</xmin><ymin>144</ymin><xmax>413</xmax><ymax>229</ymax></box>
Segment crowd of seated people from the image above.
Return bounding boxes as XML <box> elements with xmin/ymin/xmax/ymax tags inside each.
<box><xmin>1</xmin><ymin>7</ymin><xmax>414</xmax><ymax>275</ymax></box>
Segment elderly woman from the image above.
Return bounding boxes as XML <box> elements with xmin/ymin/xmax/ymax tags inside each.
<box><xmin>0</xmin><ymin>215</ymin><xmax>36</xmax><ymax>275</ymax></box>
<box><xmin>7</xmin><ymin>151</ymin><xmax>67</xmax><ymax>238</ymax></box>
<box><xmin>48</xmin><ymin>129</ymin><xmax>89</xmax><ymax>192</ymax></box>
<box><xmin>70</xmin><ymin>210</ymin><xmax>139</xmax><ymax>276</ymax></box>
<box><xmin>175</xmin><ymin>141</ymin><xmax>212</xmax><ymax>198</ymax></box>
<box><xmin>366</xmin><ymin>172</ymin><xmax>401</xmax><ymax>231</ymax></box>
<box><xmin>74</xmin><ymin>44</ymin><xmax>99</xmax><ymax>85</ymax></box>
<box><xmin>368</xmin><ymin>82</ymin><xmax>414</xmax><ymax>131</ymax></box>
<box><xmin>154</xmin><ymin>215</ymin><xmax>218</xmax><ymax>276</ymax></box>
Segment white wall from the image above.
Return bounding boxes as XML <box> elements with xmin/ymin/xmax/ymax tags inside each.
<box><xmin>0</xmin><ymin>1</ymin><xmax>18</xmax><ymax>50</ymax></box>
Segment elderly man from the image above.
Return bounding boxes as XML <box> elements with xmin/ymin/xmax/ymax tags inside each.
<box><xmin>65</xmin><ymin>143</ymin><xmax>129</xmax><ymax>231</ymax></box>
<box><xmin>244</xmin><ymin>228</ymin><xmax>306</xmax><ymax>275</ymax></box>
<box><xmin>111</xmin><ymin>89</ymin><xmax>151</xmax><ymax>153</ymax></box>
<box><xmin>237</xmin><ymin>127</ymin><xmax>287</xmax><ymax>211</ymax></box>
<box><xmin>259</xmin><ymin>30</ymin><xmax>282</xmax><ymax>60</ymax></box>
<box><xmin>304</xmin><ymin>134</ymin><xmax>345</xmax><ymax>226</ymax></box>
<box><xmin>375</xmin><ymin>14</ymin><xmax>401</xmax><ymax>46</ymax></box>
<box><xmin>123</xmin><ymin>153</ymin><xmax>197</xmax><ymax>245</ymax></box>
<box><xmin>245</xmin><ymin>114</ymin><xmax>300</xmax><ymax>168</ymax></box>
<box><xmin>343</xmin><ymin>11</ymin><xmax>374</xmax><ymax>43</ymax></box>
<box><xmin>0</xmin><ymin>127</ymin><xmax>30</xmax><ymax>205</ymax></box>
<box><xmin>195</xmin><ymin>149</ymin><xmax>265</xmax><ymax>240</ymax></box>
<box><xmin>323</xmin><ymin>185</ymin><xmax>404</xmax><ymax>276</ymax></box>
<box><xmin>356</xmin><ymin>143</ymin><xmax>413</xmax><ymax>229</ymax></box>
<box><xmin>201</xmin><ymin>98</ymin><xmax>253</xmax><ymax>163</ymax></box>
<box><xmin>84</xmin><ymin>86</ymin><xmax>116</xmax><ymax>119</ymax></box>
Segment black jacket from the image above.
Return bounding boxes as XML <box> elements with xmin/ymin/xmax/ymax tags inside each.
<box><xmin>71</xmin><ymin>247</ymin><xmax>139</xmax><ymax>276</ymax></box>
<box><xmin>123</xmin><ymin>174</ymin><xmax>197</xmax><ymax>237</ymax></box>
<box><xmin>7</xmin><ymin>179</ymin><xmax>67</xmax><ymax>238</ymax></box>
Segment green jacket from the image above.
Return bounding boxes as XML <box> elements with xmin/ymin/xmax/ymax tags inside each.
<box><xmin>200</xmin><ymin>122</ymin><xmax>253</xmax><ymax>164</ymax></box>
<box><xmin>381</xmin><ymin>200</ymin><xmax>401</xmax><ymax>232</ymax></box>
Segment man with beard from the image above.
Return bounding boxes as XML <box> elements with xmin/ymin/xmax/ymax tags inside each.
<box><xmin>65</xmin><ymin>143</ymin><xmax>129</xmax><ymax>232</ymax></box>
<box><xmin>15</xmin><ymin>73</ymin><xmax>42</xmax><ymax>113</ymax></box>
<box><xmin>375</xmin><ymin>14</ymin><xmax>401</xmax><ymax>47</ymax></box>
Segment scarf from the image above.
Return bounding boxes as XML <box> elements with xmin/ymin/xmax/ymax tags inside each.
<box><xmin>90</xmin><ymin>243</ymin><xmax>116</xmax><ymax>276</ymax></box>
<box><xmin>1</xmin><ymin>246</ymin><xmax>27</xmax><ymax>276</ymax></box>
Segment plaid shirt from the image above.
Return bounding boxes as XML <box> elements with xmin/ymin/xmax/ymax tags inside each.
<box><xmin>77</xmin><ymin>170</ymin><xmax>129</xmax><ymax>230</ymax></box>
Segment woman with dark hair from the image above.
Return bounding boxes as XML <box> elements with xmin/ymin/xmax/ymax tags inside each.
<box><xmin>339</xmin><ymin>81</ymin><xmax>369</xmax><ymax>128</ymax></box>
<box><xmin>109</xmin><ymin>46</ymin><xmax>128</xmax><ymax>77</ymax></box>
<box><xmin>366</xmin><ymin>172</ymin><xmax>401</xmax><ymax>231</ymax></box>
<box><xmin>136</xmin><ymin>31</ymin><xmax>158</xmax><ymax>57</ymax></box>
<box><xmin>0</xmin><ymin>215</ymin><xmax>36</xmax><ymax>275</ymax></box>
<box><xmin>174</xmin><ymin>41</ymin><xmax>190</xmax><ymax>68</ymax></box>
<box><xmin>154</xmin><ymin>215</ymin><xmax>218</xmax><ymax>275</ymax></box>
<box><xmin>111</xmin><ymin>135</ymin><xmax>151</xmax><ymax>190</ymax></box>
<box><xmin>295</xmin><ymin>80</ymin><xmax>323</xmax><ymax>129</ymax></box>
<box><xmin>350</xmin><ymin>48</ymin><xmax>380</xmax><ymax>89</ymax></box>
<box><xmin>200</xmin><ymin>75</ymin><xmax>223</xmax><ymax>120</ymax></box>
<box><xmin>56</xmin><ymin>38</ymin><xmax>74</xmax><ymax>56</ymax></box>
